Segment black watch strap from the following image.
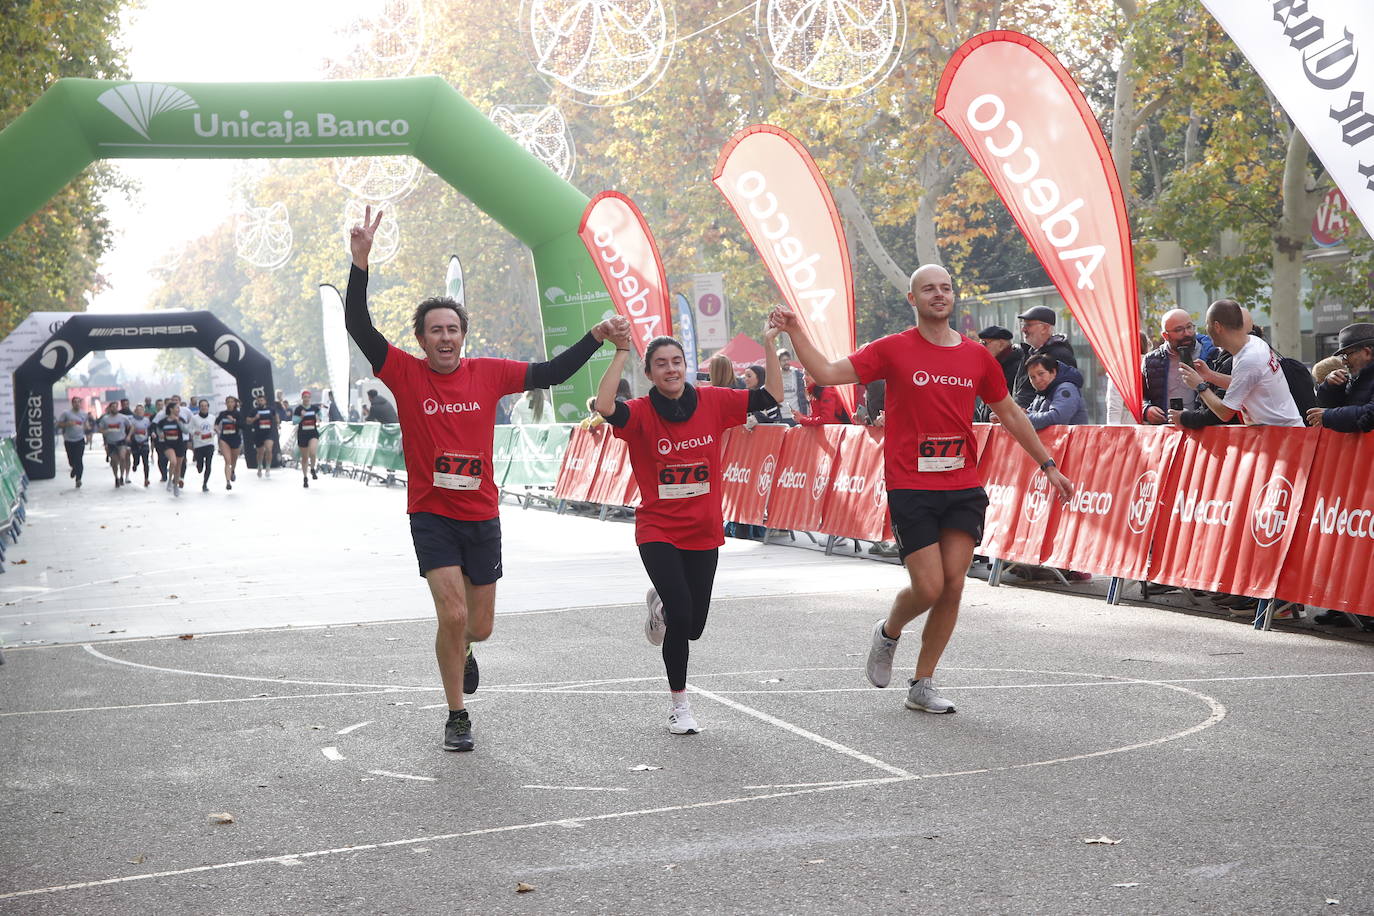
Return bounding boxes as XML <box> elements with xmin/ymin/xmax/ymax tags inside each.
<box><xmin>1039</xmin><ymin>458</ymin><xmax>1056</xmax><ymax>473</ymax></box>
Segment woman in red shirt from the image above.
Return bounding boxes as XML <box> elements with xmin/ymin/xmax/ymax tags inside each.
<box><xmin>795</xmin><ymin>370</ymin><xmax>852</xmax><ymax>426</ymax></box>
<box><xmin>595</xmin><ymin>326</ymin><xmax>782</xmax><ymax>735</ymax></box>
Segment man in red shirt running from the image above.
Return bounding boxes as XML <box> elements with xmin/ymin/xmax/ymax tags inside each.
<box><xmin>770</xmin><ymin>264</ymin><xmax>1073</xmax><ymax>714</ymax></box>
<box><xmin>347</xmin><ymin>207</ymin><xmax>628</xmax><ymax>752</ymax></box>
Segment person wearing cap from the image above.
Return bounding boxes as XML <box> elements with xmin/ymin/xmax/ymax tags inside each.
<box><xmin>1011</xmin><ymin>305</ymin><xmax>1076</xmax><ymax>408</ymax></box>
<box><xmin>974</xmin><ymin>326</ymin><xmax>1020</xmax><ymax>422</ymax></box>
<box><xmin>1306</xmin><ymin>322</ymin><xmax>1374</xmax><ymax>432</ymax></box>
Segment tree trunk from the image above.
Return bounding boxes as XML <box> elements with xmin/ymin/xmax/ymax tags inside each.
<box><xmin>834</xmin><ymin>187</ymin><xmax>909</xmax><ymax>294</ymax></box>
<box><xmin>913</xmin><ymin>151</ymin><xmax>952</xmax><ymax>267</ymax></box>
<box><xmin>1270</xmin><ymin>127</ymin><xmax>1318</xmax><ymax>358</ymax></box>
<box><xmin>1110</xmin><ymin>38</ymin><xmax>1137</xmax><ymax>202</ymax></box>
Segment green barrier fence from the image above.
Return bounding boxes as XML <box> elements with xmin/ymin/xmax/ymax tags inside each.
<box><xmin>318</xmin><ymin>422</ymin><xmax>570</xmax><ymax>486</ymax></box>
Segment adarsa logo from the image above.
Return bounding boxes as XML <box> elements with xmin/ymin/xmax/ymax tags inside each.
<box><xmin>423</xmin><ymin>398</ymin><xmax>479</xmax><ymax>415</ymax></box>
<box><xmin>89</xmin><ymin>325</ymin><xmax>196</xmax><ymax>337</ymax></box>
<box><xmin>913</xmin><ymin>369</ymin><xmax>974</xmax><ymax>388</ymax></box>
<box><xmin>1309</xmin><ymin>496</ymin><xmax>1374</xmax><ymax>540</ymax></box>
<box><xmin>734</xmin><ymin>170</ymin><xmax>836</xmax><ymax>321</ymax></box>
<box><xmin>965</xmin><ymin>93</ymin><xmax>1107</xmax><ymax>290</ymax></box>
<box><xmin>24</xmin><ymin>393</ymin><xmax>43</xmax><ymax>463</ymax></box>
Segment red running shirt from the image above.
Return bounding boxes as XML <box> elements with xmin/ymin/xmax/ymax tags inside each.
<box><xmin>848</xmin><ymin>328</ymin><xmax>1008</xmax><ymax>491</ymax></box>
<box><xmin>613</xmin><ymin>386</ymin><xmax>751</xmax><ymax>550</ymax></box>
<box><xmin>377</xmin><ymin>344</ymin><xmax>527</xmax><ymax>520</ymax></box>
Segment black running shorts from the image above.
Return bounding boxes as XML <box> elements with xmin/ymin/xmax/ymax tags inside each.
<box><xmin>409</xmin><ymin>512</ymin><xmax>503</xmax><ymax>585</ymax></box>
<box><xmin>220</xmin><ymin>435</ymin><xmax>242</xmax><ymax>450</ymax></box>
<box><xmin>887</xmin><ymin>487</ymin><xmax>990</xmax><ymax>560</ymax></box>
<box><xmin>163</xmin><ymin>442</ymin><xmax>187</xmax><ymax>458</ymax></box>
<box><xmin>104</xmin><ymin>440</ymin><xmax>128</xmax><ymax>459</ymax></box>
<box><xmin>297</xmin><ymin>430</ymin><xmax>319</xmax><ymax>446</ymax></box>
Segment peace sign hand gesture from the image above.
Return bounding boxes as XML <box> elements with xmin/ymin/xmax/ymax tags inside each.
<box><xmin>350</xmin><ymin>205</ymin><xmax>384</xmax><ymax>269</ymax></box>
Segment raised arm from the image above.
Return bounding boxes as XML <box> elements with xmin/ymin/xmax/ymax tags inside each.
<box><xmin>525</xmin><ymin>315</ymin><xmax>629</xmax><ymax>390</ymax></box>
<box><xmin>346</xmin><ymin>206</ymin><xmax>390</xmax><ymax>374</ymax></box>
<box><xmin>761</xmin><ymin>324</ymin><xmax>784</xmax><ymax>405</ymax></box>
<box><xmin>767</xmin><ymin>306</ymin><xmax>858</xmax><ymax>386</ymax></box>
<box><xmin>595</xmin><ymin>325</ymin><xmax>634</xmax><ymax>418</ymax></box>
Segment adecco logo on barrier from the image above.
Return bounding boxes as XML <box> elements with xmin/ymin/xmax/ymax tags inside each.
<box><xmin>1126</xmin><ymin>471</ymin><xmax>1159</xmax><ymax>535</ymax></box>
<box><xmin>1023</xmin><ymin>473</ymin><xmax>1050</xmax><ymax>523</ymax></box>
<box><xmin>1251</xmin><ymin>475</ymin><xmax>1295</xmax><ymax>548</ymax></box>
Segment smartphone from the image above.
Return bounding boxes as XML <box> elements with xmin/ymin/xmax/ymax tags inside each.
<box><xmin>1169</xmin><ymin>398</ymin><xmax>1185</xmax><ymax>411</ymax></box>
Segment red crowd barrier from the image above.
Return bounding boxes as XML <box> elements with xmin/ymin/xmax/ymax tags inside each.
<box><xmin>551</xmin><ymin>421</ymin><xmax>1374</xmax><ymax>610</ymax></box>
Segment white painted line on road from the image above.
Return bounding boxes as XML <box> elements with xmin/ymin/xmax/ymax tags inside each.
<box><xmin>321</xmin><ymin>747</ymin><xmax>344</xmax><ymax>761</ymax></box>
<box><xmin>0</xmin><ymin>678</ymin><xmax>1228</xmax><ymax>903</ymax></box>
<box><xmin>0</xmin><ymin>689</ymin><xmax>430</xmax><ymax>718</ymax></box>
<box><xmin>336</xmin><ymin>720</ymin><xmax>374</xmax><ymax>736</ymax></box>
<box><xmin>82</xmin><ymin>644</ymin><xmax>438</xmax><ymax>690</ymax></box>
<box><xmin>367</xmin><ymin>770</ymin><xmax>437</xmax><ymax>782</ymax></box>
<box><xmin>688</xmin><ymin>684</ymin><xmax>914</xmax><ymax>779</ymax></box>
<box><xmin>0</xmin><ymin>584</ymin><xmax>419</xmax><ymax>621</ymax></box>
<box><xmin>0</xmin><ymin>562</ymin><xmax>221</xmax><ymax>607</ymax></box>
<box><xmin>743</xmin><ymin>779</ymin><xmax>891</xmax><ymax>789</ymax></box>
<box><xmin>523</xmin><ymin>785</ymin><xmax>629</xmax><ymax>792</ymax></box>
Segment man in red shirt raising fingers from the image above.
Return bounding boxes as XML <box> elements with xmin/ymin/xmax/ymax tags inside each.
<box><xmin>347</xmin><ymin>206</ymin><xmax>628</xmax><ymax>753</ymax></box>
<box><xmin>770</xmin><ymin>264</ymin><xmax>1073</xmax><ymax>714</ymax></box>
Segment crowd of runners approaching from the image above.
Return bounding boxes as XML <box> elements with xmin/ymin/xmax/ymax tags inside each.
<box><xmin>55</xmin><ymin>389</ymin><xmax>335</xmax><ymax>495</ymax></box>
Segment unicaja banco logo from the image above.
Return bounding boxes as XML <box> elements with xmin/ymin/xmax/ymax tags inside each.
<box><xmin>98</xmin><ymin>83</ymin><xmax>198</xmax><ymax>140</ymax></box>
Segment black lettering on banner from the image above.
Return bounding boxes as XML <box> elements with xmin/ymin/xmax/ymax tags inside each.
<box><xmin>1273</xmin><ymin>0</ymin><xmax>1325</xmax><ymax>52</ymax></box>
<box><xmin>1361</xmin><ymin>160</ymin><xmax>1374</xmax><ymax>190</ymax></box>
<box><xmin>1303</xmin><ymin>29</ymin><xmax>1359</xmax><ymax>90</ymax></box>
<box><xmin>1329</xmin><ymin>91</ymin><xmax>1374</xmax><ymax>147</ymax></box>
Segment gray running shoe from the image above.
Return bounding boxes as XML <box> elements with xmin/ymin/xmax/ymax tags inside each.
<box><xmin>905</xmin><ymin>677</ymin><xmax>956</xmax><ymax>714</ymax></box>
<box><xmin>667</xmin><ymin>703</ymin><xmax>700</xmax><ymax>735</ymax></box>
<box><xmin>645</xmin><ymin>588</ymin><xmax>666</xmax><ymax>646</ymax></box>
<box><xmin>865</xmin><ymin>619</ymin><xmax>899</xmax><ymax>688</ymax></box>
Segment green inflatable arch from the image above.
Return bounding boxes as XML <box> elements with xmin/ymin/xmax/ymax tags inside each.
<box><xmin>0</xmin><ymin>77</ymin><xmax>613</xmax><ymax>417</ymax></box>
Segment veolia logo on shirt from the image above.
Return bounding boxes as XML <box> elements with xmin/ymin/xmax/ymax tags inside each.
<box><xmin>423</xmin><ymin>397</ymin><xmax>480</xmax><ymax>415</ymax></box>
<box><xmin>912</xmin><ymin>369</ymin><xmax>975</xmax><ymax>388</ymax></box>
<box><xmin>657</xmin><ymin>434</ymin><xmax>715</xmax><ymax>455</ymax></box>
<box><xmin>1250</xmin><ymin>476</ymin><xmax>1294</xmax><ymax>549</ymax></box>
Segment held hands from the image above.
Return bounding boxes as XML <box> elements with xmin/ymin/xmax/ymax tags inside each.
<box><xmin>596</xmin><ymin>315</ymin><xmax>632</xmax><ymax>347</ymax></box>
<box><xmin>763</xmin><ymin>322</ymin><xmax>780</xmax><ymax>346</ymax></box>
<box><xmin>768</xmin><ymin>306</ymin><xmax>800</xmax><ymax>334</ymax></box>
<box><xmin>349</xmin><ymin>205</ymin><xmax>383</xmax><ymax>268</ymax></box>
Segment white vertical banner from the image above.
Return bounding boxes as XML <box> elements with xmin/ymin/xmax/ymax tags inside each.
<box><xmin>318</xmin><ymin>283</ymin><xmax>351</xmax><ymax>416</ymax></box>
<box><xmin>0</xmin><ymin>311</ymin><xmax>75</xmax><ymax>437</ymax></box>
<box><xmin>209</xmin><ymin>360</ymin><xmax>237</xmax><ymax>407</ymax></box>
<box><xmin>445</xmin><ymin>254</ymin><xmax>466</xmax><ymax>358</ymax></box>
<box><xmin>691</xmin><ymin>272</ymin><xmax>730</xmax><ymax>349</ymax></box>
<box><xmin>1201</xmin><ymin>0</ymin><xmax>1374</xmax><ymax>235</ymax></box>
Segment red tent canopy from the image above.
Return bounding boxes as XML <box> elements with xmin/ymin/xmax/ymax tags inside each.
<box><xmin>713</xmin><ymin>333</ymin><xmax>766</xmax><ymax>376</ymax></box>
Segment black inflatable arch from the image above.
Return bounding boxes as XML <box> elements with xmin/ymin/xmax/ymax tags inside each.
<box><xmin>13</xmin><ymin>312</ymin><xmax>274</xmax><ymax>479</ymax></box>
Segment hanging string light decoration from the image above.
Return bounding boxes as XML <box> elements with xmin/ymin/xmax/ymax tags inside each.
<box><xmin>235</xmin><ymin>202</ymin><xmax>293</xmax><ymax>270</ymax></box>
<box><xmin>525</xmin><ymin>0</ymin><xmax>675</xmax><ymax>106</ymax></box>
<box><xmin>332</xmin><ymin>155</ymin><xmax>423</xmax><ymax>203</ymax></box>
<box><xmin>757</xmin><ymin>0</ymin><xmax>905</xmax><ymax>100</ymax></box>
<box><xmin>489</xmin><ymin>105</ymin><xmax>576</xmax><ymax>180</ymax></box>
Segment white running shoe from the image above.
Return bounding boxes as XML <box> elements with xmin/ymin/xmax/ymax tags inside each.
<box><xmin>667</xmin><ymin>703</ymin><xmax>700</xmax><ymax>735</ymax></box>
<box><xmin>645</xmin><ymin>588</ymin><xmax>666</xmax><ymax>646</ymax></box>
<box><xmin>905</xmin><ymin>677</ymin><xmax>956</xmax><ymax>714</ymax></box>
<box><xmin>865</xmin><ymin>619</ymin><xmax>899</xmax><ymax>688</ymax></box>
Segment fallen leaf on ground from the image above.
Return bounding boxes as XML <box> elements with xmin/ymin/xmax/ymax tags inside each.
<box><xmin>806</xmin><ymin>859</ymin><xmax>826</xmax><ymax>865</ymax></box>
<box><xmin>1112</xmin><ymin>883</ymin><xmax>1138</xmax><ymax>888</ymax></box>
<box><xmin>166</xmin><ymin>595</ymin><xmax>178</xmax><ymax>599</ymax></box>
<box><xmin>760</xmin><ymin>678</ymin><xmax>783</xmax><ymax>684</ymax></box>
<box><xmin>1327</xmin><ymin>900</ymin><xmax>1340</xmax><ymax>906</ymax></box>
<box><xmin>128</xmin><ymin>855</ymin><xmax>145</xmax><ymax>864</ymax></box>
<box><xmin>1084</xmin><ymin>836</ymin><xmax>1122</xmax><ymax>845</ymax></box>
<box><xmin>515</xmin><ymin>883</ymin><xmax>535</xmax><ymax>893</ymax></box>
<box><xmin>207</xmin><ymin>812</ymin><xmax>234</xmax><ymax>825</ymax></box>
<box><xmin>178</xmin><ymin>634</ymin><xmax>194</xmax><ymax>640</ymax></box>
<box><xmin>629</xmin><ymin>764</ymin><xmax>662</xmax><ymax>772</ymax></box>
<box><xmin>10</xmin><ymin>559</ymin><xmax>26</xmax><ymax>565</ymax></box>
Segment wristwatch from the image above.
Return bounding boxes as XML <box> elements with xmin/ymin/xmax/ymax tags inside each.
<box><xmin>1039</xmin><ymin>458</ymin><xmax>1056</xmax><ymax>473</ymax></box>
<box><xmin>1194</xmin><ymin>382</ymin><xmax>1209</xmax><ymax>394</ymax></box>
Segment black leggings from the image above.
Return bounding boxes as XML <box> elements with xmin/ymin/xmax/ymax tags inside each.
<box><xmin>638</xmin><ymin>542</ymin><xmax>719</xmax><ymax>692</ymax></box>
<box><xmin>194</xmin><ymin>446</ymin><xmax>214</xmax><ymax>485</ymax></box>
<box><xmin>64</xmin><ymin>440</ymin><xmax>84</xmax><ymax>481</ymax></box>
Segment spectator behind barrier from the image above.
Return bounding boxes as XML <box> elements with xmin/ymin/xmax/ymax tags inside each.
<box><xmin>1142</xmin><ymin>309</ymin><xmax>1218</xmax><ymax>424</ymax></box>
<box><xmin>579</xmin><ymin>395</ymin><xmax>606</xmax><ymax>430</ymax></box>
<box><xmin>776</xmin><ymin>348</ymin><xmax>808</xmax><ymax>419</ymax></box>
<box><xmin>975</xmin><ymin>325</ymin><xmax>1019</xmax><ymax>422</ymax></box>
<box><xmin>857</xmin><ymin>378</ymin><xmax>886</xmax><ymax>427</ymax></box>
<box><xmin>1306</xmin><ymin>322</ymin><xmax>1374</xmax><ymax>432</ymax></box>
<box><xmin>1012</xmin><ymin>305</ymin><xmax>1076</xmax><ymax>408</ymax></box>
<box><xmin>365</xmin><ymin>388</ymin><xmax>398</xmax><ymax>423</ymax></box>
<box><xmin>1023</xmin><ymin>355</ymin><xmax>1088</xmax><ymax>429</ymax></box>
<box><xmin>795</xmin><ymin>369</ymin><xmax>851</xmax><ymax>426</ymax></box>
<box><xmin>743</xmin><ymin>364</ymin><xmax>788</xmax><ymax>428</ymax></box>
<box><xmin>707</xmin><ymin>353</ymin><xmax>741</xmax><ymax>389</ymax></box>
<box><xmin>1181</xmin><ymin>300</ymin><xmax>1303</xmax><ymax>426</ymax></box>
<box><xmin>1105</xmin><ymin>331</ymin><xmax>1152</xmax><ymax>424</ymax></box>
<box><xmin>510</xmin><ymin>388</ymin><xmax>550</xmax><ymax>425</ymax></box>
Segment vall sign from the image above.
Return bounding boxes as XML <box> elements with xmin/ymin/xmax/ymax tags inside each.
<box><xmin>936</xmin><ymin>31</ymin><xmax>1143</xmax><ymax>423</ymax></box>
<box><xmin>578</xmin><ymin>191</ymin><xmax>672</xmax><ymax>357</ymax></box>
<box><xmin>1202</xmin><ymin>0</ymin><xmax>1374</xmax><ymax>238</ymax></box>
<box><xmin>713</xmin><ymin>125</ymin><xmax>856</xmax><ymax>412</ymax></box>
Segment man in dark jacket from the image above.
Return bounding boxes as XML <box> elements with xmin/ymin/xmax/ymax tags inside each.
<box><xmin>1306</xmin><ymin>322</ymin><xmax>1374</xmax><ymax>432</ymax></box>
<box><xmin>365</xmin><ymin>388</ymin><xmax>399</xmax><ymax>423</ymax></box>
<box><xmin>1142</xmin><ymin>308</ymin><xmax>1219</xmax><ymax>423</ymax></box>
<box><xmin>1012</xmin><ymin>306</ymin><xmax>1076</xmax><ymax>408</ymax></box>
<box><xmin>974</xmin><ymin>325</ymin><xmax>1020</xmax><ymax>422</ymax></box>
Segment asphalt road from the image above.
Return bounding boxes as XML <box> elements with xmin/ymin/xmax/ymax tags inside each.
<box><xmin>1</xmin><ymin>468</ymin><xmax>1371</xmax><ymax>914</ymax></box>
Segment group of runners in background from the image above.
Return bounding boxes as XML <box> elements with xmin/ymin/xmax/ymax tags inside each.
<box><xmin>55</xmin><ymin>390</ymin><xmax>329</xmax><ymax>494</ymax></box>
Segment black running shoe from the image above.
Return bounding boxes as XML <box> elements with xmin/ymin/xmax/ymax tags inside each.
<box><xmin>443</xmin><ymin>711</ymin><xmax>474</xmax><ymax>752</ymax></box>
<box><xmin>311</xmin><ymin>468</ymin><xmax>317</xmax><ymax>480</ymax></box>
<box><xmin>463</xmin><ymin>648</ymin><xmax>479</xmax><ymax>694</ymax></box>
<box><xmin>303</xmin><ymin>476</ymin><xmax>309</xmax><ymax>488</ymax></box>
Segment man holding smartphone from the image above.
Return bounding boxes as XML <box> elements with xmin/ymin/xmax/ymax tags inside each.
<box><xmin>1141</xmin><ymin>309</ymin><xmax>1211</xmax><ymax>423</ymax></box>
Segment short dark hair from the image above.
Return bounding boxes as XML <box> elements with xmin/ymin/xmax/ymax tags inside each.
<box><xmin>1025</xmin><ymin>354</ymin><xmax>1058</xmax><ymax>374</ymax></box>
<box><xmin>644</xmin><ymin>336</ymin><xmax>685</xmax><ymax>371</ymax></box>
<box><xmin>413</xmin><ymin>296</ymin><xmax>469</xmax><ymax>337</ymax></box>
<box><xmin>367</xmin><ymin>389</ymin><xmax>378</xmax><ymax>399</ymax></box>
<box><xmin>1206</xmin><ymin>298</ymin><xmax>1245</xmax><ymax>332</ymax></box>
